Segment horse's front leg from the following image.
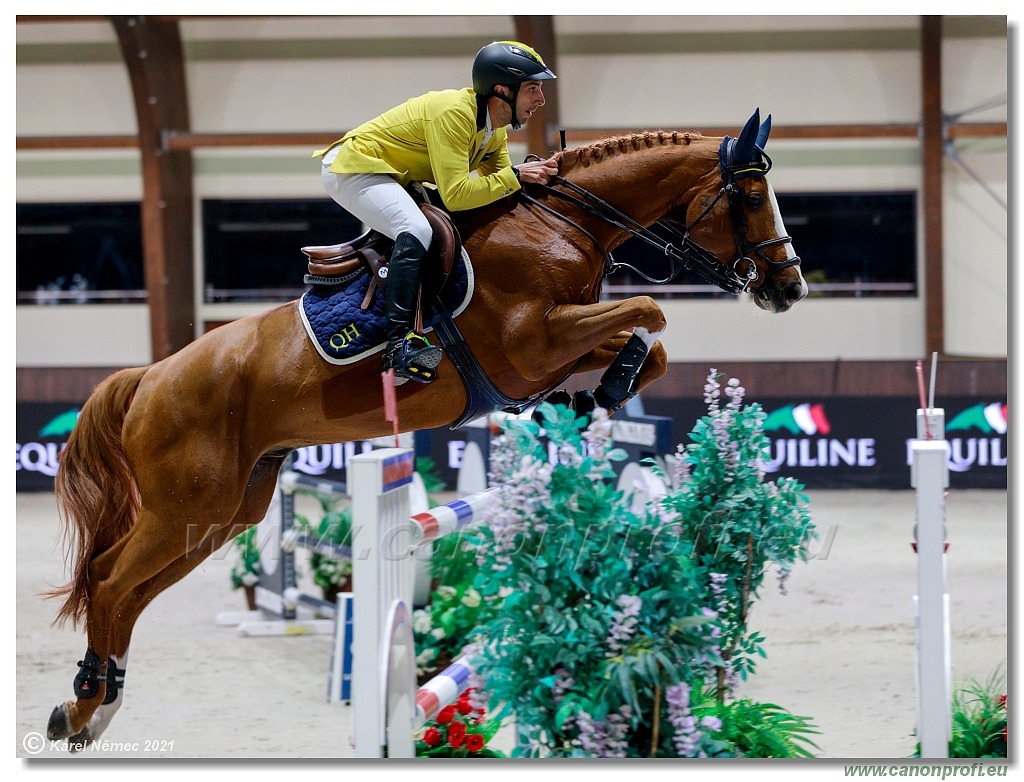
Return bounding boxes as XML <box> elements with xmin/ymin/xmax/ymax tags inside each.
<box><xmin>510</xmin><ymin>296</ymin><xmax>666</xmax><ymax>378</ymax></box>
<box><xmin>511</xmin><ymin>296</ymin><xmax>667</xmax><ymax>413</ymax></box>
<box><xmin>575</xmin><ymin>329</ymin><xmax>668</xmax><ymax>413</ymax></box>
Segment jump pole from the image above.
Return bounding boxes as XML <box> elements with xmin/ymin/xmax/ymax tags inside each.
<box><xmin>911</xmin><ymin>356</ymin><xmax>951</xmax><ymax>758</ymax></box>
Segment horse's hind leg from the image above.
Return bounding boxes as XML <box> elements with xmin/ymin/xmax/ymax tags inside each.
<box><xmin>46</xmin><ymin>511</ymin><xmax>184</xmax><ymax>746</ymax></box>
<box><xmin>57</xmin><ymin>523</ymin><xmax>242</xmax><ymax>750</ymax></box>
<box><xmin>49</xmin><ymin>454</ymin><xmax>286</xmax><ymax>750</ymax></box>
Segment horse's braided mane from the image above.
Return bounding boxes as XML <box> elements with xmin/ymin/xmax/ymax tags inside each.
<box><xmin>554</xmin><ymin>130</ymin><xmax>706</xmax><ymax>173</ymax></box>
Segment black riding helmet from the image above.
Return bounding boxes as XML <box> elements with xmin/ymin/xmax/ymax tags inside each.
<box><xmin>472</xmin><ymin>41</ymin><xmax>556</xmax><ymax>129</ymax></box>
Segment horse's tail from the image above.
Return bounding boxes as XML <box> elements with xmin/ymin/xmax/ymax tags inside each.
<box><xmin>47</xmin><ymin>366</ymin><xmax>148</xmax><ymax>628</ymax></box>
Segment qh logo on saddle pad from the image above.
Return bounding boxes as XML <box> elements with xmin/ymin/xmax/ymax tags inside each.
<box><xmin>299</xmin><ymin>249</ymin><xmax>474</xmax><ymax>365</ymax></box>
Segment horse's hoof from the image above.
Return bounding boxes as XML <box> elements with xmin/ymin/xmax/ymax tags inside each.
<box><xmin>67</xmin><ymin>727</ymin><xmax>93</xmax><ymax>753</ymax></box>
<box><xmin>46</xmin><ymin>703</ymin><xmax>72</xmax><ymax>741</ymax></box>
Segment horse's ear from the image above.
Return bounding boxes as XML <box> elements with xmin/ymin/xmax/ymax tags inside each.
<box><xmin>732</xmin><ymin>108</ymin><xmax>761</xmax><ymax>164</ymax></box>
<box><xmin>756</xmin><ymin>113</ymin><xmax>772</xmax><ymax>149</ymax></box>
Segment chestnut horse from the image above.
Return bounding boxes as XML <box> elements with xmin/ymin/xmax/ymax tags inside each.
<box><xmin>45</xmin><ymin>109</ymin><xmax>806</xmax><ymax>749</ymax></box>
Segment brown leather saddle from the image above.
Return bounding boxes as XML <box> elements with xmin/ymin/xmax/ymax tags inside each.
<box><xmin>301</xmin><ymin>203</ymin><xmax>462</xmax><ymax>316</ymax></box>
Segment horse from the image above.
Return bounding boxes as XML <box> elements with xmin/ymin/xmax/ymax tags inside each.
<box><xmin>44</xmin><ymin>108</ymin><xmax>806</xmax><ymax>750</ymax></box>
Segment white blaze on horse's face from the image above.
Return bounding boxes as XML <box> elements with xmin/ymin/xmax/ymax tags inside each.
<box><xmin>758</xmin><ymin>180</ymin><xmax>808</xmax><ymax>313</ymax></box>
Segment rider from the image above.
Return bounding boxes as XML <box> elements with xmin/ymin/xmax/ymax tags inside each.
<box><xmin>314</xmin><ymin>41</ymin><xmax>558</xmax><ymax>385</ymax></box>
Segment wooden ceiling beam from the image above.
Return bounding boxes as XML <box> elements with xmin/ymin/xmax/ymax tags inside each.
<box><xmin>17</xmin><ymin>121</ymin><xmax>1006</xmax><ymax>152</ymax></box>
<box><xmin>921</xmin><ymin>16</ymin><xmax>945</xmax><ymax>356</ymax></box>
<box><xmin>512</xmin><ymin>16</ymin><xmax>562</xmax><ymax>157</ymax></box>
<box><xmin>112</xmin><ymin>16</ymin><xmax>195</xmax><ymax>360</ymax></box>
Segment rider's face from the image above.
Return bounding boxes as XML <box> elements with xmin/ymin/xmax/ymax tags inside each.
<box><xmin>514</xmin><ymin>81</ymin><xmax>546</xmax><ymax>126</ymax></box>
<box><xmin>491</xmin><ymin>81</ymin><xmax>546</xmax><ymax>127</ymax></box>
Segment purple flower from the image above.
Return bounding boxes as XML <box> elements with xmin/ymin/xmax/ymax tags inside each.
<box><xmin>672</xmin><ymin>444</ymin><xmax>691</xmax><ymax>487</ymax></box>
<box><xmin>665</xmin><ymin>683</ymin><xmax>703</xmax><ymax>756</ymax></box>
<box><xmin>576</xmin><ymin>705</ymin><xmax>632</xmax><ymax>757</ymax></box>
<box><xmin>703</xmin><ymin>370</ymin><xmax>721</xmax><ymax>412</ymax></box>
<box><xmin>701</xmin><ymin>715</ymin><xmax>723</xmax><ymax>732</ymax></box>
<box><xmin>777</xmin><ymin>566</ymin><xmax>791</xmax><ymax>596</ymax></box>
<box><xmin>607</xmin><ymin>594</ymin><xmax>643</xmax><ymax>654</ymax></box>
<box><xmin>551</xmin><ymin>666</ymin><xmax>576</xmax><ymax>705</ymax></box>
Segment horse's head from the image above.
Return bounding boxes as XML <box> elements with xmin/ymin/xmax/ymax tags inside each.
<box><xmin>682</xmin><ymin>109</ymin><xmax>807</xmax><ymax>313</ymax></box>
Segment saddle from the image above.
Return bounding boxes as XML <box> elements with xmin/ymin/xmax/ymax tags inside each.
<box><xmin>301</xmin><ymin>203</ymin><xmax>462</xmax><ymax>316</ymax></box>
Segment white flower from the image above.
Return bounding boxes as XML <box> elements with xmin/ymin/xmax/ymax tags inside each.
<box><xmin>412</xmin><ymin>608</ymin><xmax>432</xmax><ymax>634</ymax></box>
<box><xmin>460</xmin><ymin>589</ymin><xmax>482</xmax><ymax>608</ymax></box>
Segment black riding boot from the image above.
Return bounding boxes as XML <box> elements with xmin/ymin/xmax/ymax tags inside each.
<box><xmin>382</xmin><ymin>232</ymin><xmax>443</xmax><ymax>385</ymax></box>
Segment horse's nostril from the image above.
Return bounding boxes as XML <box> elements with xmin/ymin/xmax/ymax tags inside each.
<box><xmin>783</xmin><ymin>281</ymin><xmax>804</xmax><ymax>301</ymax></box>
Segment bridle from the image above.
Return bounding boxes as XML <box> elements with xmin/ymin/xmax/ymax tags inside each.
<box><xmin>518</xmin><ymin>142</ymin><xmax>801</xmax><ymax>296</ymax></box>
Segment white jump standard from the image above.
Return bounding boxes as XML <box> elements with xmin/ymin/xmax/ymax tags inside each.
<box><xmin>349</xmin><ymin>448</ymin><xmax>500</xmax><ymax>758</ymax></box>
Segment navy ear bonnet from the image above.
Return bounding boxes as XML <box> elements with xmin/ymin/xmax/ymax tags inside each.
<box><xmin>718</xmin><ymin>108</ymin><xmax>773</xmax><ymax>178</ymax></box>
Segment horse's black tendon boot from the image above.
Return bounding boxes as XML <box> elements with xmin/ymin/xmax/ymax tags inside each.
<box><xmin>73</xmin><ymin>649</ymin><xmax>107</xmax><ymax>700</ymax></box>
<box><xmin>593</xmin><ymin>333</ymin><xmax>649</xmax><ymax>413</ymax></box>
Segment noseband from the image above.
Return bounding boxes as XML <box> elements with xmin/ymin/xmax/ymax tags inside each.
<box><xmin>520</xmin><ymin>146</ymin><xmax>800</xmax><ymax>296</ymax></box>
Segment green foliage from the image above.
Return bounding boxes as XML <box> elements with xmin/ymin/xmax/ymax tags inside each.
<box><xmin>229</xmin><ymin>526</ymin><xmax>261</xmax><ymax>590</ymax></box>
<box><xmin>469</xmin><ymin>402</ymin><xmax>727</xmax><ymax>757</ymax></box>
<box><xmin>413</xmin><ymin>529</ymin><xmax>505</xmax><ymax>679</ymax></box>
<box><xmin>705</xmin><ymin>697</ymin><xmax>820</xmax><ymax>758</ymax></box>
<box><xmin>913</xmin><ymin>665</ymin><xmax>1007</xmax><ymax>758</ymax></box>
<box><xmin>656</xmin><ymin>371</ymin><xmax>815</xmax><ymax>697</ymax></box>
<box><xmin>461</xmin><ymin>372</ymin><xmax>819</xmax><ymax>758</ymax></box>
<box><xmin>415</xmin><ymin>456</ymin><xmax>447</xmax><ymax>495</ymax></box>
<box><xmin>292</xmin><ymin>488</ymin><xmax>353</xmax><ymax>593</ymax></box>
<box><xmin>306</xmin><ymin>508</ymin><xmax>354</xmax><ymax>592</ymax></box>
<box><xmin>404</xmin><ymin>370</ymin><xmax>820</xmax><ymax>758</ymax></box>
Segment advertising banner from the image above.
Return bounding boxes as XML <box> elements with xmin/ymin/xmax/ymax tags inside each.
<box><xmin>642</xmin><ymin>395</ymin><xmax>1007</xmax><ymax>490</ymax></box>
<box><xmin>17</xmin><ymin>395</ymin><xmax>1006</xmax><ymax>493</ymax></box>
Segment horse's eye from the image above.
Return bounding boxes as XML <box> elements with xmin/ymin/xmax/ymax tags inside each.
<box><xmin>747</xmin><ymin>192</ymin><xmax>765</xmax><ymax>209</ymax></box>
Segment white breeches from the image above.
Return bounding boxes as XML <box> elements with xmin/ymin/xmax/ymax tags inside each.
<box><xmin>321</xmin><ymin>150</ymin><xmax>432</xmax><ymax>248</ymax></box>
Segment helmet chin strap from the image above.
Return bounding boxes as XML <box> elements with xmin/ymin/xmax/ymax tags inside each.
<box><xmin>497</xmin><ymin>84</ymin><xmax>522</xmax><ymax>130</ymax></box>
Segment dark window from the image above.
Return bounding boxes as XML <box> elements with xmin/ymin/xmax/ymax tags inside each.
<box><xmin>778</xmin><ymin>192</ymin><xmax>917</xmax><ymax>297</ymax></box>
<box><xmin>602</xmin><ymin>191</ymin><xmax>918</xmax><ymax>299</ymax></box>
<box><xmin>202</xmin><ymin>198</ymin><xmax>361</xmax><ymax>303</ymax></box>
<box><xmin>16</xmin><ymin>202</ymin><xmax>145</xmax><ymax>304</ymax></box>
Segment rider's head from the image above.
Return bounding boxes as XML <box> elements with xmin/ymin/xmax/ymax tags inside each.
<box><xmin>472</xmin><ymin>41</ymin><xmax>556</xmax><ymax>130</ymax></box>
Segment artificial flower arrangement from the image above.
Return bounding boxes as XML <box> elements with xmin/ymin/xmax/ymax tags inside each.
<box><xmin>415</xmin><ymin>687</ymin><xmax>506</xmax><ymax>758</ymax></box>
<box><xmin>228</xmin><ymin>526</ymin><xmax>261</xmax><ymax>609</ymax></box>
<box><xmin>455</xmin><ymin>371</ymin><xmax>820</xmax><ymax>757</ymax></box>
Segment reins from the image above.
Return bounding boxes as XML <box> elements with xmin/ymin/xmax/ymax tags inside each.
<box><xmin>518</xmin><ymin>148</ymin><xmax>799</xmax><ymax>296</ymax></box>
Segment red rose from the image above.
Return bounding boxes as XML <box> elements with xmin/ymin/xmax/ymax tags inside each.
<box><xmin>466</xmin><ymin>734</ymin><xmax>485</xmax><ymax>753</ymax></box>
<box><xmin>437</xmin><ymin>705</ymin><xmax>457</xmax><ymax>724</ymax></box>
<box><xmin>422</xmin><ymin>727</ymin><xmax>442</xmax><ymax>747</ymax></box>
<box><xmin>448</xmin><ymin>732</ymin><xmax>465</xmax><ymax>749</ymax></box>
<box><xmin>448</xmin><ymin>721</ymin><xmax>467</xmax><ymax>741</ymax></box>
<box><xmin>998</xmin><ymin>694</ymin><xmax>1007</xmax><ymax>708</ymax></box>
<box><xmin>456</xmin><ymin>698</ymin><xmax>474</xmax><ymax>715</ymax></box>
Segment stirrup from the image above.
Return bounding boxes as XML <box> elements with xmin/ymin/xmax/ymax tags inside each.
<box><xmin>383</xmin><ymin>332</ymin><xmax>443</xmax><ymax>385</ymax></box>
